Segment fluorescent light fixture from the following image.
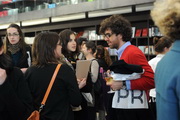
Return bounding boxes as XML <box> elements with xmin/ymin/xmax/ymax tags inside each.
<box><xmin>136</xmin><ymin>3</ymin><xmax>153</xmax><ymax>12</ymax></box>
<box><xmin>88</xmin><ymin>6</ymin><xmax>132</xmax><ymax>18</ymax></box>
<box><xmin>21</xmin><ymin>18</ymin><xmax>49</xmax><ymax>26</ymax></box>
<box><xmin>25</xmin><ymin>37</ymin><xmax>35</xmax><ymax>44</ymax></box>
<box><xmin>52</xmin><ymin>13</ymin><xmax>85</xmax><ymax>23</ymax></box>
<box><xmin>0</xmin><ymin>22</ymin><xmax>20</xmax><ymax>30</ymax></box>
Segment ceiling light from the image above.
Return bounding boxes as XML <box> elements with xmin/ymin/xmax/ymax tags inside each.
<box><xmin>51</xmin><ymin>13</ymin><xmax>85</xmax><ymax>23</ymax></box>
<box><xmin>88</xmin><ymin>6</ymin><xmax>132</xmax><ymax>18</ymax></box>
<box><xmin>21</xmin><ymin>18</ymin><xmax>50</xmax><ymax>26</ymax></box>
<box><xmin>0</xmin><ymin>22</ymin><xmax>20</xmax><ymax>30</ymax></box>
<box><xmin>136</xmin><ymin>3</ymin><xmax>153</xmax><ymax>12</ymax></box>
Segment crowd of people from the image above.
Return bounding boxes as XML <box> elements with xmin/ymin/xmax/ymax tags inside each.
<box><xmin>0</xmin><ymin>0</ymin><xmax>180</xmax><ymax>120</ymax></box>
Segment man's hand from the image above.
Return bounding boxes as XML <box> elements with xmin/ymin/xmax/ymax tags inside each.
<box><xmin>110</xmin><ymin>81</ymin><xmax>123</xmax><ymax>91</ymax></box>
<box><xmin>0</xmin><ymin>68</ymin><xmax>7</xmax><ymax>85</ymax></box>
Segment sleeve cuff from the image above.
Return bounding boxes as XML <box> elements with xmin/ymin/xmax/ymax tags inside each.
<box><xmin>126</xmin><ymin>80</ymin><xmax>131</xmax><ymax>90</ymax></box>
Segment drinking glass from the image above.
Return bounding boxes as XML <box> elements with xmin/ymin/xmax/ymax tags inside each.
<box><xmin>104</xmin><ymin>71</ymin><xmax>115</xmax><ymax>93</ymax></box>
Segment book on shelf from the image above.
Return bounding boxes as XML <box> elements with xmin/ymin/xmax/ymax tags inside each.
<box><xmin>149</xmin><ymin>46</ymin><xmax>155</xmax><ymax>55</ymax></box>
<box><xmin>149</xmin><ymin>28</ymin><xmax>152</xmax><ymax>37</ymax></box>
<box><xmin>138</xmin><ymin>46</ymin><xmax>155</xmax><ymax>55</ymax></box>
<box><xmin>144</xmin><ymin>46</ymin><xmax>149</xmax><ymax>54</ymax></box>
<box><xmin>80</xmin><ymin>30</ymin><xmax>104</xmax><ymax>41</ymax></box>
<box><xmin>135</xmin><ymin>29</ymin><xmax>142</xmax><ymax>37</ymax></box>
<box><xmin>88</xmin><ymin>30</ymin><xmax>96</xmax><ymax>40</ymax></box>
<box><xmin>48</xmin><ymin>3</ymin><xmax>56</xmax><ymax>8</ymax></box>
<box><xmin>2</xmin><ymin>0</ymin><xmax>12</xmax><ymax>4</ymax></box>
<box><xmin>76</xmin><ymin>31</ymin><xmax>84</xmax><ymax>39</ymax></box>
<box><xmin>138</xmin><ymin>46</ymin><xmax>145</xmax><ymax>53</ymax></box>
<box><xmin>82</xmin><ymin>30</ymin><xmax>89</xmax><ymax>39</ymax></box>
<box><xmin>131</xmin><ymin>27</ymin><xmax>136</xmax><ymax>38</ymax></box>
<box><xmin>151</xmin><ymin>26</ymin><xmax>163</xmax><ymax>37</ymax></box>
<box><xmin>142</xmin><ymin>28</ymin><xmax>148</xmax><ymax>37</ymax></box>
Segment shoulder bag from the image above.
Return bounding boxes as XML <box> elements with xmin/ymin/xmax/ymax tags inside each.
<box><xmin>27</xmin><ymin>64</ymin><xmax>61</xmax><ymax>120</ymax></box>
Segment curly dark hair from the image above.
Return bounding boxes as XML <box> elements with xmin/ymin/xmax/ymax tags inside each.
<box><xmin>99</xmin><ymin>15</ymin><xmax>132</xmax><ymax>42</ymax></box>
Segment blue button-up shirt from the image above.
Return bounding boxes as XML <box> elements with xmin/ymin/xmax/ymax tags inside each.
<box><xmin>116</xmin><ymin>41</ymin><xmax>131</xmax><ymax>89</ymax></box>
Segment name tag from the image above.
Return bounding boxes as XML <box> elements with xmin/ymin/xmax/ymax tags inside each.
<box><xmin>112</xmin><ymin>89</ymin><xmax>148</xmax><ymax>109</ymax></box>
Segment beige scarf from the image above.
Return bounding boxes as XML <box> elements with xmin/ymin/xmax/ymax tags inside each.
<box><xmin>8</xmin><ymin>42</ymin><xmax>20</xmax><ymax>54</ymax></box>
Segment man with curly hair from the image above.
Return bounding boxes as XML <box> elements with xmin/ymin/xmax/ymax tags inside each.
<box><xmin>151</xmin><ymin>0</ymin><xmax>180</xmax><ymax>120</ymax></box>
<box><xmin>99</xmin><ymin>15</ymin><xmax>155</xmax><ymax>120</ymax></box>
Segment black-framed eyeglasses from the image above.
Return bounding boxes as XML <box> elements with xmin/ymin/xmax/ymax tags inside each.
<box><xmin>7</xmin><ymin>33</ymin><xmax>19</xmax><ymax>37</ymax></box>
<box><xmin>104</xmin><ymin>33</ymin><xmax>114</xmax><ymax>39</ymax></box>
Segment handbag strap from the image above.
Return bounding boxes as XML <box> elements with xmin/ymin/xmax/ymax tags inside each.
<box><xmin>39</xmin><ymin>64</ymin><xmax>61</xmax><ymax>111</ymax></box>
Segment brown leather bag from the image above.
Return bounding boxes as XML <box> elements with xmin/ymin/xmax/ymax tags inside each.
<box><xmin>27</xmin><ymin>110</ymin><xmax>39</xmax><ymax>120</ymax></box>
<box><xmin>27</xmin><ymin>64</ymin><xmax>61</xmax><ymax>120</ymax></box>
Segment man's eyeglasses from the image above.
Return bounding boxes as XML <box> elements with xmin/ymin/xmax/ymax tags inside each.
<box><xmin>104</xmin><ymin>33</ymin><xmax>114</xmax><ymax>39</ymax></box>
<box><xmin>7</xmin><ymin>33</ymin><xmax>19</xmax><ymax>37</ymax></box>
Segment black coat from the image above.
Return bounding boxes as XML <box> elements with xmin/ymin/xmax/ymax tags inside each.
<box><xmin>0</xmin><ymin>67</ymin><xmax>33</xmax><ymax>120</ymax></box>
<box><xmin>6</xmin><ymin>45</ymin><xmax>32</xmax><ymax>68</ymax></box>
<box><xmin>25</xmin><ymin>64</ymin><xmax>82</xmax><ymax>120</ymax></box>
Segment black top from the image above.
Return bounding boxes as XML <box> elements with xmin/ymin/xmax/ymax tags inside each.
<box><xmin>6</xmin><ymin>45</ymin><xmax>32</xmax><ymax>68</ymax></box>
<box><xmin>0</xmin><ymin>67</ymin><xmax>33</xmax><ymax>120</ymax></box>
<box><xmin>25</xmin><ymin>64</ymin><xmax>82</xmax><ymax>120</ymax></box>
<box><xmin>109</xmin><ymin>59</ymin><xmax>143</xmax><ymax>74</ymax></box>
<box><xmin>97</xmin><ymin>58</ymin><xmax>109</xmax><ymax>71</ymax></box>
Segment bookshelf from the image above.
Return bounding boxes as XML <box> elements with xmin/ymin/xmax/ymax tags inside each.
<box><xmin>0</xmin><ymin>5</ymin><xmax>159</xmax><ymax>61</ymax></box>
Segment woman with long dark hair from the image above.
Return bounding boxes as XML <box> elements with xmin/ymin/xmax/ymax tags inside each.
<box><xmin>4</xmin><ymin>23</ymin><xmax>32</xmax><ymax>73</ymax></box>
<box><xmin>0</xmin><ymin>37</ymin><xmax>32</xmax><ymax>120</ymax></box>
<box><xmin>95</xmin><ymin>45</ymin><xmax>113</xmax><ymax>120</ymax></box>
<box><xmin>59</xmin><ymin>29</ymin><xmax>92</xmax><ymax>120</ymax></box>
<box><xmin>25</xmin><ymin>32</ymin><xmax>82</xmax><ymax>120</ymax></box>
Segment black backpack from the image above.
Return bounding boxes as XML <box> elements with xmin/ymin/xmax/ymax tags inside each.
<box><xmin>90</xmin><ymin>59</ymin><xmax>103</xmax><ymax>95</ymax></box>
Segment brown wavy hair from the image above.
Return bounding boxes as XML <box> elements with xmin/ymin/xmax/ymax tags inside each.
<box><xmin>32</xmin><ymin>32</ymin><xmax>62</xmax><ymax>66</ymax></box>
<box><xmin>153</xmin><ymin>36</ymin><xmax>173</xmax><ymax>53</ymax></box>
<box><xmin>95</xmin><ymin>45</ymin><xmax>112</xmax><ymax>66</ymax></box>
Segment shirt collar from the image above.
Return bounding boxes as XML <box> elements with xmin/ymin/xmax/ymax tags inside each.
<box><xmin>156</xmin><ymin>54</ymin><xmax>165</xmax><ymax>58</ymax></box>
<box><xmin>116</xmin><ymin>41</ymin><xmax>131</xmax><ymax>59</ymax></box>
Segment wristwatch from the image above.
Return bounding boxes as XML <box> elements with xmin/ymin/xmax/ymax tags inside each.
<box><xmin>122</xmin><ymin>81</ymin><xmax>127</xmax><ymax>89</ymax></box>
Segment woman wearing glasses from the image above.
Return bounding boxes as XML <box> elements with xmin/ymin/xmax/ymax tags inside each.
<box><xmin>4</xmin><ymin>23</ymin><xmax>32</xmax><ymax>73</ymax></box>
<box><xmin>25</xmin><ymin>32</ymin><xmax>82</xmax><ymax>120</ymax></box>
<box><xmin>0</xmin><ymin>37</ymin><xmax>33</xmax><ymax>120</ymax></box>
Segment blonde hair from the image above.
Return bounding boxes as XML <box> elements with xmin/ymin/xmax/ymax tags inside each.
<box><xmin>151</xmin><ymin>0</ymin><xmax>180</xmax><ymax>40</ymax></box>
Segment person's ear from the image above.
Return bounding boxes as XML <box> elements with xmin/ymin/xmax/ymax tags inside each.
<box><xmin>117</xmin><ymin>34</ymin><xmax>123</xmax><ymax>39</ymax></box>
<box><xmin>164</xmin><ymin>47</ymin><xmax>170</xmax><ymax>53</ymax></box>
<box><xmin>88</xmin><ymin>48</ymin><xmax>92</xmax><ymax>54</ymax></box>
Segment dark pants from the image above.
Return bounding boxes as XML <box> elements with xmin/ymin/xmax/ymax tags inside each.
<box><xmin>149</xmin><ymin>97</ymin><xmax>156</xmax><ymax>119</ymax></box>
<box><xmin>74</xmin><ymin>97</ymin><xmax>88</xmax><ymax>120</ymax></box>
<box><xmin>105</xmin><ymin>93</ymin><xmax>117</xmax><ymax>120</ymax></box>
<box><xmin>114</xmin><ymin>108</ymin><xmax>156</xmax><ymax>120</ymax></box>
<box><xmin>87</xmin><ymin>106</ymin><xmax>96</xmax><ymax>120</ymax></box>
